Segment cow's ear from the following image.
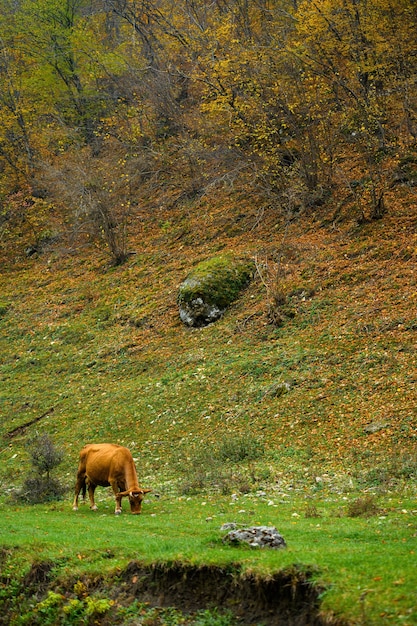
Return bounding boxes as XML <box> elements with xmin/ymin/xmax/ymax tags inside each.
<box><xmin>142</xmin><ymin>489</ymin><xmax>152</xmax><ymax>494</ymax></box>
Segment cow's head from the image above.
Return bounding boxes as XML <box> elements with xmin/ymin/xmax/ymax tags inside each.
<box><xmin>118</xmin><ymin>488</ymin><xmax>152</xmax><ymax>514</ymax></box>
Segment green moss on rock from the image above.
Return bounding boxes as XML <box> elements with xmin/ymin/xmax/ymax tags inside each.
<box><xmin>178</xmin><ymin>255</ymin><xmax>254</xmax><ymax>327</ymax></box>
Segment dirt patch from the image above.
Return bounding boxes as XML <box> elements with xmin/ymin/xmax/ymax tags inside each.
<box><xmin>1</xmin><ymin>558</ymin><xmax>348</xmax><ymax>625</ymax></box>
<box><xmin>22</xmin><ymin>560</ymin><xmax>56</xmax><ymax>595</ymax></box>
<box><xmin>114</xmin><ymin>561</ymin><xmax>345</xmax><ymax>625</ymax></box>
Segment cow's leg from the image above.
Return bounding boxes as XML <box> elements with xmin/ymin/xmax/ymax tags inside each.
<box><xmin>111</xmin><ymin>481</ymin><xmax>123</xmax><ymax>514</ymax></box>
<box><xmin>72</xmin><ymin>473</ymin><xmax>86</xmax><ymax>511</ymax></box>
<box><xmin>87</xmin><ymin>481</ymin><xmax>98</xmax><ymax>511</ymax></box>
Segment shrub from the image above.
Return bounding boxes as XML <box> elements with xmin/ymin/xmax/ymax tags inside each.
<box><xmin>356</xmin><ymin>453</ymin><xmax>417</xmax><ymax>488</ymax></box>
<box><xmin>28</xmin><ymin>434</ymin><xmax>64</xmax><ymax>479</ymax></box>
<box><xmin>194</xmin><ymin>608</ymin><xmax>236</xmax><ymax>626</ymax></box>
<box><xmin>14</xmin><ymin>434</ymin><xmax>65</xmax><ymax>504</ymax></box>
<box><xmin>177</xmin><ymin>435</ymin><xmax>264</xmax><ymax>495</ymax></box>
<box><xmin>347</xmin><ymin>495</ymin><xmax>381</xmax><ymax>518</ymax></box>
<box><xmin>18</xmin><ymin>476</ymin><xmax>66</xmax><ymax>504</ymax></box>
<box><xmin>305</xmin><ymin>502</ymin><xmax>321</xmax><ymax>518</ymax></box>
<box><xmin>216</xmin><ymin>434</ymin><xmax>264</xmax><ymax>463</ymax></box>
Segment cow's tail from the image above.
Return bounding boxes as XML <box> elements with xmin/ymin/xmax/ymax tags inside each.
<box><xmin>81</xmin><ymin>478</ymin><xmax>87</xmax><ymax>501</ymax></box>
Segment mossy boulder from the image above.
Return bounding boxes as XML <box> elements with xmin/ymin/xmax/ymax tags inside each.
<box><xmin>178</xmin><ymin>255</ymin><xmax>254</xmax><ymax>327</ymax></box>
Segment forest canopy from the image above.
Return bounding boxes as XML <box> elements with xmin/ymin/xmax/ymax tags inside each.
<box><xmin>0</xmin><ymin>0</ymin><xmax>416</xmax><ymax>261</ymax></box>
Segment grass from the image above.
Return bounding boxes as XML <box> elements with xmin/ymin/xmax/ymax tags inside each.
<box><xmin>0</xmin><ymin>493</ymin><xmax>416</xmax><ymax>624</ymax></box>
<box><xmin>0</xmin><ymin>195</ymin><xmax>416</xmax><ymax>623</ymax></box>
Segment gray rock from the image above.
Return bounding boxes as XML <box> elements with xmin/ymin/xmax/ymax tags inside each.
<box><xmin>220</xmin><ymin>522</ymin><xmax>238</xmax><ymax>531</ymax></box>
<box><xmin>179</xmin><ymin>294</ymin><xmax>224</xmax><ymax>327</ymax></box>
<box><xmin>178</xmin><ymin>255</ymin><xmax>254</xmax><ymax>327</ymax></box>
<box><xmin>363</xmin><ymin>421</ymin><xmax>390</xmax><ymax>434</ymax></box>
<box><xmin>222</xmin><ymin>525</ymin><xmax>286</xmax><ymax>549</ymax></box>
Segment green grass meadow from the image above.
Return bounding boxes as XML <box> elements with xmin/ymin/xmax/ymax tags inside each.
<box><xmin>1</xmin><ymin>490</ymin><xmax>416</xmax><ymax>624</ymax></box>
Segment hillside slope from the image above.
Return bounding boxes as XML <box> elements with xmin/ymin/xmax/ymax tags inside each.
<box><xmin>1</xmin><ymin>182</ymin><xmax>416</xmax><ymax>495</ymax></box>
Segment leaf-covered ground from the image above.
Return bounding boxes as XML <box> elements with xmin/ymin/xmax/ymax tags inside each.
<box><xmin>0</xmin><ymin>181</ymin><xmax>416</xmax><ymax>624</ymax></box>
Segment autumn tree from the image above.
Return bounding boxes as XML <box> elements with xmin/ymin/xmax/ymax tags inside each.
<box><xmin>1</xmin><ymin>0</ymin><xmax>417</xmax><ymax>258</ymax></box>
<box><xmin>0</xmin><ymin>7</ymin><xmax>36</xmax><ymax>190</ymax></box>
<box><xmin>294</xmin><ymin>0</ymin><xmax>417</xmax><ymax>219</ymax></box>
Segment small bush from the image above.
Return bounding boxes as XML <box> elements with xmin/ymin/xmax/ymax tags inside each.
<box><xmin>305</xmin><ymin>502</ymin><xmax>321</xmax><ymax>518</ymax></box>
<box><xmin>178</xmin><ymin>436</ymin><xmax>264</xmax><ymax>495</ymax></box>
<box><xmin>357</xmin><ymin>453</ymin><xmax>416</xmax><ymax>488</ymax></box>
<box><xmin>28</xmin><ymin>434</ymin><xmax>63</xmax><ymax>478</ymax></box>
<box><xmin>14</xmin><ymin>434</ymin><xmax>65</xmax><ymax>504</ymax></box>
<box><xmin>194</xmin><ymin>608</ymin><xmax>236</xmax><ymax>626</ymax></box>
<box><xmin>216</xmin><ymin>434</ymin><xmax>264</xmax><ymax>463</ymax></box>
<box><xmin>18</xmin><ymin>476</ymin><xmax>66</xmax><ymax>504</ymax></box>
<box><xmin>28</xmin><ymin>592</ymin><xmax>114</xmax><ymax>625</ymax></box>
<box><xmin>32</xmin><ymin>591</ymin><xmax>63</xmax><ymax>626</ymax></box>
<box><xmin>179</xmin><ymin>460</ymin><xmax>238</xmax><ymax>496</ymax></box>
<box><xmin>347</xmin><ymin>495</ymin><xmax>380</xmax><ymax>518</ymax></box>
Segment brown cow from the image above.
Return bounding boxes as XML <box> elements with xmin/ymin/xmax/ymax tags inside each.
<box><xmin>72</xmin><ymin>443</ymin><xmax>151</xmax><ymax>515</ymax></box>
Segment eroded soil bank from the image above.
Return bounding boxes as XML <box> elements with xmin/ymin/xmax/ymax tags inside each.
<box><xmin>117</xmin><ymin>561</ymin><xmax>340</xmax><ymax>625</ymax></box>
<box><xmin>10</xmin><ymin>559</ymin><xmax>347</xmax><ymax>625</ymax></box>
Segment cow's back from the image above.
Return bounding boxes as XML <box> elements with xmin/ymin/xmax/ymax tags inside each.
<box><xmin>82</xmin><ymin>443</ymin><xmax>125</xmax><ymax>486</ymax></box>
